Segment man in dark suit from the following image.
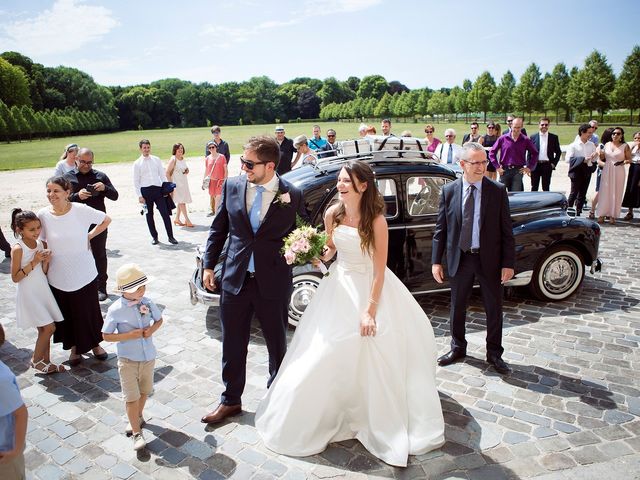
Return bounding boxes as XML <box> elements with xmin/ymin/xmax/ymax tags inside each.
<box><xmin>318</xmin><ymin>129</ymin><xmax>339</xmax><ymax>159</ymax></box>
<box><xmin>200</xmin><ymin>136</ymin><xmax>306</xmax><ymax>424</ymax></box>
<box><xmin>275</xmin><ymin>125</ymin><xmax>296</xmax><ymax>174</ymax></box>
<box><xmin>530</xmin><ymin>117</ymin><xmax>562</xmax><ymax>191</ymax></box>
<box><xmin>432</xmin><ymin>142</ymin><xmax>515</xmax><ymax>374</ymax></box>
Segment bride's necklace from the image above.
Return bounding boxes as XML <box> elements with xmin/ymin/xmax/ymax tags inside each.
<box><xmin>344</xmin><ymin>208</ymin><xmax>360</xmax><ymax>225</ymax></box>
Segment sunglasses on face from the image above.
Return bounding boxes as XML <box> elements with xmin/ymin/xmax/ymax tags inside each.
<box><xmin>425</xmin><ymin>130</ymin><xmax>434</xmax><ymax>134</ymax></box>
<box><xmin>540</xmin><ymin>124</ymin><xmax>549</xmax><ymax>127</ymax></box>
<box><xmin>240</xmin><ymin>156</ymin><xmax>268</xmax><ymax>170</ymax></box>
<box><xmin>612</xmin><ymin>132</ymin><xmax>622</xmax><ymax>136</ymax></box>
<box><xmin>208</xmin><ymin>145</ymin><xmax>217</xmax><ymax>149</ymax></box>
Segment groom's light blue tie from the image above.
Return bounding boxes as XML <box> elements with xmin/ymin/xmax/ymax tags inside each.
<box><xmin>248</xmin><ymin>185</ymin><xmax>265</xmax><ymax>273</ymax></box>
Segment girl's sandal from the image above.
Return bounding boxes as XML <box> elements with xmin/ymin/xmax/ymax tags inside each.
<box><xmin>31</xmin><ymin>359</ymin><xmax>66</xmax><ymax>374</ymax></box>
<box><xmin>185</xmin><ymin>222</ymin><xmax>194</xmax><ymax>228</ymax></box>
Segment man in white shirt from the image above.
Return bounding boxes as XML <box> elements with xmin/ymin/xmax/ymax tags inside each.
<box><xmin>435</xmin><ymin>129</ymin><xmax>463</xmax><ymax>165</ymax></box>
<box><xmin>133</xmin><ymin>139</ymin><xmax>178</xmax><ymax>245</ymax></box>
<box><xmin>566</xmin><ymin>124</ymin><xmax>598</xmax><ymax>216</ymax></box>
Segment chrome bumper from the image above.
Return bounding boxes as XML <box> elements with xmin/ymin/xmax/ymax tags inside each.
<box><xmin>189</xmin><ymin>268</ymin><xmax>220</xmax><ymax>306</ymax></box>
<box><xmin>504</xmin><ymin>270</ymin><xmax>533</xmax><ymax>287</ymax></box>
<box><xmin>591</xmin><ymin>258</ymin><xmax>602</xmax><ymax>274</ymax></box>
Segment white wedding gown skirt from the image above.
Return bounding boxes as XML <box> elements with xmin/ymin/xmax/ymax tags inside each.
<box><xmin>255</xmin><ymin>225</ymin><xmax>445</xmax><ymax>467</ymax></box>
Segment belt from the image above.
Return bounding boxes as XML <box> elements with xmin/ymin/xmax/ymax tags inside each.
<box><xmin>463</xmin><ymin>248</ymin><xmax>480</xmax><ymax>254</ymax></box>
<box><xmin>503</xmin><ymin>165</ymin><xmax>525</xmax><ymax>170</ymax></box>
<box><xmin>538</xmin><ymin>159</ymin><xmax>549</xmax><ymax>162</ymax></box>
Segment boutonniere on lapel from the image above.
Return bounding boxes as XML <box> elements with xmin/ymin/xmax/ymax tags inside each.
<box><xmin>139</xmin><ymin>303</ymin><xmax>150</xmax><ymax>316</ymax></box>
<box><xmin>274</xmin><ymin>191</ymin><xmax>291</xmax><ymax>207</ymax></box>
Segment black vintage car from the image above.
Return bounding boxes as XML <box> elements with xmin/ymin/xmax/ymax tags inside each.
<box><xmin>190</xmin><ymin>150</ymin><xmax>602</xmax><ymax>326</ymax></box>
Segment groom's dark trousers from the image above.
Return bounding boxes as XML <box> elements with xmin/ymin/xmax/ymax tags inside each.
<box><xmin>203</xmin><ymin>174</ymin><xmax>305</xmax><ymax>406</ymax></box>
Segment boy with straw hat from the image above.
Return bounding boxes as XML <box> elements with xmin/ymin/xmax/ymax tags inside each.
<box><xmin>102</xmin><ymin>264</ymin><xmax>163</xmax><ymax>451</ymax></box>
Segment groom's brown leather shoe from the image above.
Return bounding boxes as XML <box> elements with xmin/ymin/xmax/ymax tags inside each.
<box><xmin>201</xmin><ymin>404</ymin><xmax>242</xmax><ymax>424</ymax></box>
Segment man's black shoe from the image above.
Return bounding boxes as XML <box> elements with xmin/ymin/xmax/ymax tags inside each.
<box><xmin>487</xmin><ymin>355</ymin><xmax>511</xmax><ymax>375</ymax></box>
<box><xmin>437</xmin><ymin>350</ymin><xmax>466</xmax><ymax>367</ymax></box>
<box><xmin>151</xmin><ymin>238</ymin><xmax>159</xmax><ymax>245</ymax></box>
<box><xmin>168</xmin><ymin>237</ymin><xmax>178</xmax><ymax>245</ymax></box>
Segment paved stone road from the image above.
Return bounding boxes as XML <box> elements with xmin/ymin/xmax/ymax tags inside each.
<box><xmin>1</xmin><ymin>207</ymin><xmax>639</xmax><ymax>479</ymax></box>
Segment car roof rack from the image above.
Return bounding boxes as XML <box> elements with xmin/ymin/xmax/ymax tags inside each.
<box><xmin>314</xmin><ymin>149</ymin><xmax>442</xmax><ymax>171</ymax></box>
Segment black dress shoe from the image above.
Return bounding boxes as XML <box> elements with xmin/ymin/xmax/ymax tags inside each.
<box><xmin>98</xmin><ymin>291</ymin><xmax>108</xmax><ymax>301</ymax></box>
<box><xmin>487</xmin><ymin>355</ymin><xmax>511</xmax><ymax>374</ymax></box>
<box><xmin>437</xmin><ymin>349</ymin><xmax>466</xmax><ymax>367</ymax></box>
<box><xmin>168</xmin><ymin>237</ymin><xmax>178</xmax><ymax>245</ymax></box>
<box><xmin>151</xmin><ymin>238</ymin><xmax>159</xmax><ymax>245</ymax></box>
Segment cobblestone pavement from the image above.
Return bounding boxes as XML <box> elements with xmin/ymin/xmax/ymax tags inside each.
<box><xmin>0</xmin><ymin>209</ymin><xmax>639</xmax><ymax>480</ymax></box>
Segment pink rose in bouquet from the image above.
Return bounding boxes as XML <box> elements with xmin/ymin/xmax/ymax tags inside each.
<box><xmin>282</xmin><ymin>217</ymin><xmax>328</xmax><ymax>275</ymax></box>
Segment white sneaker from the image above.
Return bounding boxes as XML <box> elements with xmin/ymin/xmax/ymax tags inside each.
<box><xmin>132</xmin><ymin>432</ymin><xmax>146</xmax><ymax>451</ymax></box>
<box><xmin>125</xmin><ymin>416</ymin><xmax>146</xmax><ymax>436</ymax></box>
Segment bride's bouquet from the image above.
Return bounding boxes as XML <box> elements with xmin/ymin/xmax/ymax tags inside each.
<box><xmin>283</xmin><ymin>217</ymin><xmax>329</xmax><ymax>275</ymax></box>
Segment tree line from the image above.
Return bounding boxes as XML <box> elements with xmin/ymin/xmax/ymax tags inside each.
<box><xmin>0</xmin><ymin>47</ymin><xmax>638</xmax><ymax>142</ymax></box>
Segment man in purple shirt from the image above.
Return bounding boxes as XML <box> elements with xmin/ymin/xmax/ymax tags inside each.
<box><xmin>489</xmin><ymin>117</ymin><xmax>538</xmax><ymax>191</ymax></box>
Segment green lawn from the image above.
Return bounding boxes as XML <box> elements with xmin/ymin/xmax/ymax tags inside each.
<box><xmin>0</xmin><ymin>120</ymin><xmax>610</xmax><ymax>171</ymax></box>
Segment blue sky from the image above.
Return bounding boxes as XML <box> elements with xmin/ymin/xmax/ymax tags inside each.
<box><xmin>1</xmin><ymin>0</ymin><xmax>637</xmax><ymax>89</ymax></box>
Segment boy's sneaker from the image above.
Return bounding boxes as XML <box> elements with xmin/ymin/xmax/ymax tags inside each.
<box><xmin>125</xmin><ymin>416</ymin><xmax>146</xmax><ymax>436</ymax></box>
<box><xmin>132</xmin><ymin>432</ymin><xmax>146</xmax><ymax>451</ymax></box>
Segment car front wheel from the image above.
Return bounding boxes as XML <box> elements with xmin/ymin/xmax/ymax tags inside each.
<box><xmin>288</xmin><ymin>272</ymin><xmax>323</xmax><ymax>327</ymax></box>
<box><xmin>530</xmin><ymin>245</ymin><xmax>584</xmax><ymax>301</ymax></box>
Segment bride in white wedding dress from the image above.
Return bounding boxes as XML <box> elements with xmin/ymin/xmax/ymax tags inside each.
<box><xmin>255</xmin><ymin>160</ymin><xmax>445</xmax><ymax>467</ymax></box>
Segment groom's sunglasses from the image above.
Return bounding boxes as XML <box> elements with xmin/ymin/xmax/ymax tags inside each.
<box><xmin>240</xmin><ymin>156</ymin><xmax>268</xmax><ymax>170</ymax></box>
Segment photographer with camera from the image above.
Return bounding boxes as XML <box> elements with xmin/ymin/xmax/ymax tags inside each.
<box><xmin>66</xmin><ymin>147</ymin><xmax>119</xmax><ymax>301</ymax></box>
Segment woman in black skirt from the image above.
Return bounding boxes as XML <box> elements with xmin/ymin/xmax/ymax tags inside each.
<box><xmin>37</xmin><ymin>176</ymin><xmax>112</xmax><ymax>366</ymax></box>
<box><xmin>622</xmin><ymin>131</ymin><xmax>640</xmax><ymax>220</ymax></box>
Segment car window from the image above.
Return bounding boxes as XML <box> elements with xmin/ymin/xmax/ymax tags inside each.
<box><xmin>375</xmin><ymin>178</ymin><xmax>398</xmax><ymax>219</ymax></box>
<box><xmin>325</xmin><ymin>178</ymin><xmax>398</xmax><ymax>220</ymax></box>
<box><xmin>407</xmin><ymin>176</ymin><xmax>447</xmax><ymax>216</ymax></box>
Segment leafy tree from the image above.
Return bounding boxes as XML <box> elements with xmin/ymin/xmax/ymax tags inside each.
<box><xmin>0</xmin><ymin>58</ymin><xmax>31</xmax><ymax>107</ymax></box>
<box><xmin>10</xmin><ymin>105</ymin><xmax>29</xmax><ymax>138</ymax></box>
<box><xmin>451</xmin><ymin>86</ymin><xmax>468</xmax><ymax>122</ymax></box>
<box><xmin>278</xmin><ymin>82</ymin><xmax>307</xmax><ymax>121</ymax></box>
<box><xmin>374</xmin><ymin>92</ymin><xmax>392</xmax><ymax>118</ymax></box>
<box><xmin>20</xmin><ymin>105</ymin><xmax>36</xmax><ymax>138</ymax></box>
<box><xmin>318</xmin><ymin>77</ymin><xmax>354</xmax><ymax>107</ymax></box>
<box><xmin>393</xmin><ymin>92</ymin><xmax>413</xmax><ymax>119</ymax></box>
<box><xmin>427</xmin><ymin>91</ymin><xmax>449</xmax><ymax>121</ymax></box>
<box><xmin>462</xmin><ymin>79</ymin><xmax>473</xmax><ymax>92</ymax></box>
<box><xmin>611</xmin><ymin>45</ymin><xmax>640</xmax><ymax>124</ymax></box>
<box><xmin>541</xmin><ymin>63</ymin><xmax>570</xmax><ymax>122</ymax></box>
<box><xmin>236</xmin><ymin>76</ymin><xmax>282</xmax><ymax>124</ymax></box>
<box><xmin>41</xmin><ymin>66</ymin><xmax>115</xmax><ymax>114</ymax></box>
<box><xmin>175</xmin><ymin>85</ymin><xmax>202</xmax><ymax>127</ymax></box>
<box><xmin>566</xmin><ymin>66</ymin><xmax>585</xmax><ymax>118</ymax></box>
<box><xmin>388</xmin><ymin>80</ymin><xmax>409</xmax><ymax>95</ymax></box>
<box><xmin>490</xmin><ymin>71</ymin><xmax>516</xmax><ymax>115</ymax></box>
<box><xmin>0</xmin><ymin>100</ymin><xmax>16</xmax><ymax>139</ymax></box>
<box><xmin>357</xmin><ymin>75</ymin><xmax>388</xmax><ymax>99</ymax></box>
<box><xmin>512</xmin><ymin>63</ymin><xmax>543</xmax><ymax>121</ymax></box>
<box><xmin>468</xmin><ymin>71</ymin><xmax>496</xmax><ymax>121</ymax></box>
<box><xmin>345</xmin><ymin>76</ymin><xmax>360</xmax><ymax>93</ymax></box>
<box><xmin>297</xmin><ymin>88</ymin><xmax>321</xmax><ymax>118</ymax></box>
<box><xmin>416</xmin><ymin>89</ymin><xmax>430</xmax><ymax>116</ymax></box>
<box><xmin>0</xmin><ymin>115</ymin><xmax>6</xmax><ymax>139</ymax></box>
<box><xmin>580</xmin><ymin>50</ymin><xmax>615</xmax><ymax>118</ymax></box>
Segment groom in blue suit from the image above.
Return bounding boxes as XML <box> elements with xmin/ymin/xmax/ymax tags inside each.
<box><xmin>201</xmin><ymin>136</ymin><xmax>306</xmax><ymax>424</ymax></box>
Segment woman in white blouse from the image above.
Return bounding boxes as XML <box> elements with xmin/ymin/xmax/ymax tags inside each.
<box><xmin>38</xmin><ymin>176</ymin><xmax>111</xmax><ymax>366</ymax></box>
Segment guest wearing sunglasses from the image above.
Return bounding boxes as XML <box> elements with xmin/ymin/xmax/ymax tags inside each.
<box><xmin>204</xmin><ymin>142</ymin><xmax>227</xmax><ymax>217</ymax></box>
<box><xmin>596</xmin><ymin>127</ymin><xmax>631</xmax><ymax>224</ymax></box>
<box><xmin>529</xmin><ymin>117</ymin><xmax>562</xmax><ymax>191</ymax></box>
<box><xmin>482</xmin><ymin>123</ymin><xmax>499</xmax><ymax>180</ymax></box>
<box><xmin>200</xmin><ymin>136</ymin><xmax>306</xmax><ymax>425</ymax></box>
<box><xmin>434</xmin><ymin>129</ymin><xmax>462</xmax><ymax>165</ymax></box>
<box><xmin>423</xmin><ymin>125</ymin><xmax>441</xmax><ymax>153</ymax></box>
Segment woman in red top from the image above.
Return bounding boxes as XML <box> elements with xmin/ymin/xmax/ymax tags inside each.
<box><xmin>203</xmin><ymin>142</ymin><xmax>227</xmax><ymax>217</ymax></box>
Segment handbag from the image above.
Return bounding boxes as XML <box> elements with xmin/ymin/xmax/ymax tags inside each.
<box><xmin>203</xmin><ymin>155</ymin><xmax>220</xmax><ymax>190</ymax></box>
<box><xmin>202</xmin><ymin>155</ymin><xmax>218</xmax><ymax>190</ymax></box>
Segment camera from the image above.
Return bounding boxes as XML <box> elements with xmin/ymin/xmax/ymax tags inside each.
<box><xmin>86</xmin><ymin>184</ymin><xmax>97</xmax><ymax>196</ymax></box>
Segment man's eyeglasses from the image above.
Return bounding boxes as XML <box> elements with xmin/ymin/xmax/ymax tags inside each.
<box><xmin>78</xmin><ymin>160</ymin><xmax>93</xmax><ymax>166</ymax></box>
<box><xmin>507</xmin><ymin>119</ymin><xmax>513</xmax><ymax>123</ymax></box>
<box><xmin>240</xmin><ymin>156</ymin><xmax>268</xmax><ymax>170</ymax></box>
<box><xmin>540</xmin><ymin>124</ymin><xmax>549</xmax><ymax>127</ymax></box>
<box><xmin>466</xmin><ymin>160</ymin><xmax>488</xmax><ymax>166</ymax></box>
<box><xmin>327</xmin><ymin>134</ymin><xmax>336</xmax><ymax>137</ymax></box>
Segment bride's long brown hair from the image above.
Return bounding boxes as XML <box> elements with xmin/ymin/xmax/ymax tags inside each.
<box><xmin>332</xmin><ymin>160</ymin><xmax>385</xmax><ymax>254</ymax></box>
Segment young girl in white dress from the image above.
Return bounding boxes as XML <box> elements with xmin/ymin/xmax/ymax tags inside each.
<box><xmin>10</xmin><ymin>209</ymin><xmax>65</xmax><ymax>374</ymax></box>
<box><xmin>256</xmin><ymin>161</ymin><xmax>445</xmax><ymax>467</ymax></box>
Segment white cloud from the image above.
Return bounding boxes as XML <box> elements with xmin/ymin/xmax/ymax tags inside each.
<box><xmin>1</xmin><ymin>0</ymin><xmax>119</xmax><ymax>56</ymax></box>
<box><xmin>200</xmin><ymin>0</ymin><xmax>381</xmax><ymax>48</ymax></box>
